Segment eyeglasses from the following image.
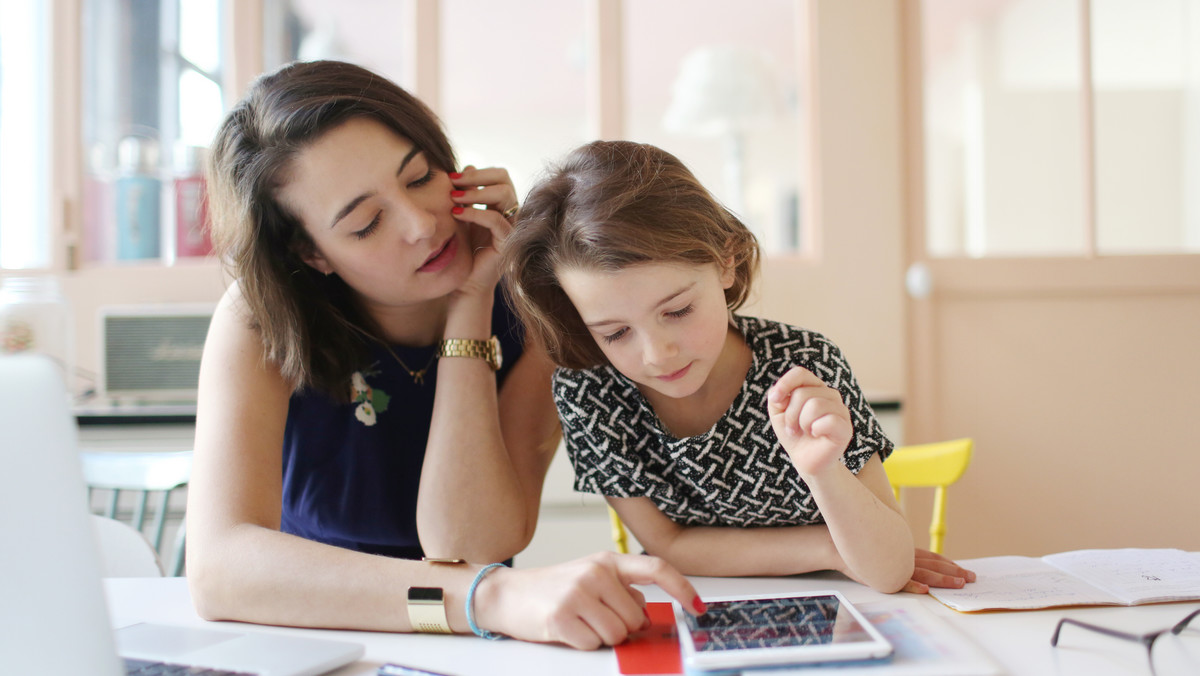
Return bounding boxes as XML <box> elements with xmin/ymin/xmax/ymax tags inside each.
<box><xmin>1051</xmin><ymin>608</ymin><xmax>1200</xmax><ymax>675</ymax></box>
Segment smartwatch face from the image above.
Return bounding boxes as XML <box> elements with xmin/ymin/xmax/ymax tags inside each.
<box><xmin>409</xmin><ymin>587</ymin><xmax>445</xmax><ymax>603</ymax></box>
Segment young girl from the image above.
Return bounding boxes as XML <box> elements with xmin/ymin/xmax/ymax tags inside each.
<box><xmin>504</xmin><ymin>140</ymin><xmax>972</xmax><ymax>593</ymax></box>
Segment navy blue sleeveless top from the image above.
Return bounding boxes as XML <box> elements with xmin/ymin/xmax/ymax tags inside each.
<box><xmin>280</xmin><ymin>291</ymin><xmax>526</xmax><ymax>559</ymax></box>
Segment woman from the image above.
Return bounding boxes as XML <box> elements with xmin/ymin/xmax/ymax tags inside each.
<box><xmin>187</xmin><ymin>60</ymin><xmax>700</xmax><ymax>649</ymax></box>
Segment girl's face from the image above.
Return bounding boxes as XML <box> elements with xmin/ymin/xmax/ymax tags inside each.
<box><xmin>558</xmin><ymin>261</ymin><xmax>737</xmax><ymax>400</ymax></box>
<box><xmin>276</xmin><ymin>117</ymin><xmax>469</xmax><ymax>315</ymax></box>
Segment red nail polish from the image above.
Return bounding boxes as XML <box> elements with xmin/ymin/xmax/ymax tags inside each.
<box><xmin>451</xmin><ymin>189</ymin><xmax>466</xmax><ymax>197</ymax></box>
<box><xmin>451</xmin><ymin>206</ymin><xmax>464</xmax><ymax>214</ymax></box>
<box><xmin>449</xmin><ymin>172</ymin><xmax>463</xmax><ymax>179</ymax></box>
<box><xmin>692</xmin><ymin>596</ymin><xmax>707</xmax><ymax>614</ymax></box>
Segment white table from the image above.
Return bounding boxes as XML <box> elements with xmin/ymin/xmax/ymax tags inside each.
<box><xmin>104</xmin><ymin>574</ymin><xmax>1200</xmax><ymax>676</ymax></box>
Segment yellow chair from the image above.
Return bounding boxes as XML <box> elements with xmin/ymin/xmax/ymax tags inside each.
<box><xmin>883</xmin><ymin>438</ymin><xmax>973</xmax><ymax>554</ymax></box>
<box><xmin>609</xmin><ymin>506</ymin><xmax>630</xmax><ymax>554</ymax></box>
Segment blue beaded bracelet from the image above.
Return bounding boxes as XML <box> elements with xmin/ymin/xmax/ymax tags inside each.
<box><xmin>466</xmin><ymin>562</ymin><xmax>508</xmax><ymax>640</ymax></box>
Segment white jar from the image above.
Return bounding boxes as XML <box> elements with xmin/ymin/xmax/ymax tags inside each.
<box><xmin>0</xmin><ymin>276</ymin><xmax>75</xmax><ymax>395</ymax></box>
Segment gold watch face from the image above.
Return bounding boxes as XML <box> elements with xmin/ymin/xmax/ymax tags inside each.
<box><xmin>489</xmin><ymin>335</ymin><xmax>503</xmax><ymax>370</ymax></box>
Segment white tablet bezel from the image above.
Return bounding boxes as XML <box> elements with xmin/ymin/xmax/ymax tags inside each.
<box><xmin>671</xmin><ymin>590</ymin><xmax>893</xmax><ymax>671</ymax></box>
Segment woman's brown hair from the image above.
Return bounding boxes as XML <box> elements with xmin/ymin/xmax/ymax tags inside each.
<box><xmin>207</xmin><ymin>60</ymin><xmax>456</xmax><ymax>399</ymax></box>
<box><xmin>502</xmin><ymin>140</ymin><xmax>760</xmax><ymax>370</ymax></box>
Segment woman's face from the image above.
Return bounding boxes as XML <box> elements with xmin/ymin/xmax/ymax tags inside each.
<box><xmin>276</xmin><ymin>117</ymin><xmax>470</xmax><ymax>314</ymax></box>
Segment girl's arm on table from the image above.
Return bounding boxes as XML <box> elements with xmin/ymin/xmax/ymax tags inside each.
<box><xmin>607</xmin><ymin>457</ymin><xmax>915</xmax><ymax>592</ymax></box>
<box><xmin>607</xmin><ymin>495</ymin><xmax>844</xmax><ymax>578</ymax></box>
<box><xmin>609</xmin><ymin>462</ymin><xmax>912</xmax><ymax>593</ymax></box>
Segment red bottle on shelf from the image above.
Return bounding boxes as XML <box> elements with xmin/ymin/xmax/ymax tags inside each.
<box><xmin>173</xmin><ymin>145</ymin><xmax>212</xmax><ymax>259</ymax></box>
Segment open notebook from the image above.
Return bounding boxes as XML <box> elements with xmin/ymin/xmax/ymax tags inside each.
<box><xmin>0</xmin><ymin>354</ymin><xmax>364</xmax><ymax>675</ymax></box>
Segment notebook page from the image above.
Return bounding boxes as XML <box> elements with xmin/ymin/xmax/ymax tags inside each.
<box><xmin>1043</xmin><ymin>548</ymin><xmax>1200</xmax><ymax>605</ymax></box>
<box><xmin>929</xmin><ymin>556</ymin><xmax>1117</xmax><ymax>611</ymax></box>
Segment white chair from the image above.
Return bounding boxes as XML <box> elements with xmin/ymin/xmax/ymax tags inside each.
<box><xmin>80</xmin><ymin>449</ymin><xmax>191</xmax><ymax>576</ymax></box>
<box><xmin>90</xmin><ymin>514</ymin><xmax>163</xmax><ymax>577</ymax></box>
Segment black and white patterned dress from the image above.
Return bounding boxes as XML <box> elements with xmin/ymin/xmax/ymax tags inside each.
<box><xmin>553</xmin><ymin>315</ymin><xmax>893</xmax><ymax>528</ymax></box>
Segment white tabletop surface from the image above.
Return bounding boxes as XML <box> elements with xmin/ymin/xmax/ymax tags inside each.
<box><xmin>104</xmin><ymin>574</ymin><xmax>1200</xmax><ymax>676</ymax></box>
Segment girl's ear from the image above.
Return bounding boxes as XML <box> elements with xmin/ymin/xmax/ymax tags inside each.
<box><xmin>720</xmin><ymin>255</ymin><xmax>737</xmax><ymax>290</ymax></box>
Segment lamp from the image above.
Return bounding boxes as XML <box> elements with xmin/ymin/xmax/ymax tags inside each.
<box><xmin>663</xmin><ymin>45</ymin><xmax>783</xmax><ymax>216</ymax></box>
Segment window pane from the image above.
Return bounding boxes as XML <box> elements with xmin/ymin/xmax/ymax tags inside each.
<box><xmin>262</xmin><ymin>0</ymin><xmax>414</xmax><ymax>87</ymax></box>
<box><xmin>625</xmin><ymin>0</ymin><xmax>804</xmax><ymax>255</ymax></box>
<box><xmin>1093</xmin><ymin>0</ymin><xmax>1200</xmax><ymax>254</ymax></box>
<box><xmin>441</xmin><ymin>0</ymin><xmax>588</xmax><ymax>200</ymax></box>
<box><xmin>0</xmin><ymin>1</ymin><xmax>50</xmax><ymax>269</ymax></box>
<box><xmin>922</xmin><ymin>0</ymin><xmax>1088</xmax><ymax>257</ymax></box>
<box><xmin>82</xmin><ymin>0</ymin><xmax>226</xmax><ymax>264</ymax></box>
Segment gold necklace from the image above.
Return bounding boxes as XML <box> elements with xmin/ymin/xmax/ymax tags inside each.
<box><xmin>385</xmin><ymin>346</ymin><xmax>438</xmax><ymax>385</ymax></box>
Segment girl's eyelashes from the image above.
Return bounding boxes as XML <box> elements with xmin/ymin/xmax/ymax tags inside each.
<box><xmin>352</xmin><ymin>212</ymin><xmax>382</xmax><ymax>240</ymax></box>
<box><xmin>598</xmin><ymin>305</ymin><xmax>693</xmax><ymax>344</ymax></box>
<box><xmin>601</xmin><ymin>327</ymin><xmax>629</xmax><ymax>344</ymax></box>
<box><xmin>666</xmin><ymin>304</ymin><xmax>694</xmax><ymax>319</ymax></box>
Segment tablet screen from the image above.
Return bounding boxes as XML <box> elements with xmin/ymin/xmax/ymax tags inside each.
<box><xmin>680</xmin><ymin>594</ymin><xmax>877</xmax><ymax>654</ymax></box>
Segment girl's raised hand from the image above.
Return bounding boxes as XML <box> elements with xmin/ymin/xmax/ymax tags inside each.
<box><xmin>472</xmin><ymin>552</ymin><xmax>704</xmax><ymax>650</ymax></box>
<box><xmin>448</xmin><ymin>165</ymin><xmax>521</xmax><ymax>299</ymax></box>
<box><xmin>766</xmin><ymin>366</ymin><xmax>853</xmax><ymax>477</ymax></box>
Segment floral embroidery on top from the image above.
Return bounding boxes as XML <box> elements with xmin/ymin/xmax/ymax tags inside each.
<box><xmin>350</xmin><ymin>366</ymin><xmax>390</xmax><ymax>427</ymax></box>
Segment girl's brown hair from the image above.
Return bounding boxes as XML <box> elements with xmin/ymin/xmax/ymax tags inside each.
<box><xmin>207</xmin><ymin>60</ymin><xmax>456</xmax><ymax>399</ymax></box>
<box><xmin>502</xmin><ymin>140</ymin><xmax>760</xmax><ymax>370</ymax></box>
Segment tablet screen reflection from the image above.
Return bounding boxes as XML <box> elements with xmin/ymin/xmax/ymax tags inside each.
<box><xmin>682</xmin><ymin>595</ymin><xmax>874</xmax><ymax>652</ymax></box>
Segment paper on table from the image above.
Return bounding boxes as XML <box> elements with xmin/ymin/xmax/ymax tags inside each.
<box><xmin>1044</xmin><ymin>549</ymin><xmax>1200</xmax><ymax>604</ymax></box>
<box><xmin>931</xmin><ymin>549</ymin><xmax>1200</xmax><ymax>612</ymax></box>
<box><xmin>929</xmin><ymin>557</ymin><xmax>1114</xmax><ymax>611</ymax></box>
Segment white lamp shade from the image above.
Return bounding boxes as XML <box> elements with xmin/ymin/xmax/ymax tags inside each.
<box><xmin>663</xmin><ymin>45</ymin><xmax>783</xmax><ymax>136</ymax></box>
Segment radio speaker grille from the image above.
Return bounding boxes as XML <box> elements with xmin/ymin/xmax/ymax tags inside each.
<box><xmin>102</xmin><ymin>309</ymin><xmax>212</xmax><ymax>400</ymax></box>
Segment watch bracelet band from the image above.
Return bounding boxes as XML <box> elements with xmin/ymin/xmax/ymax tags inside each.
<box><xmin>438</xmin><ymin>336</ymin><xmax>498</xmax><ymax>368</ymax></box>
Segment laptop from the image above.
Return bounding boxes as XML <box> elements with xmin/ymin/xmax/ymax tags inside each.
<box><xmin>0</xmin><ymin>354</ymin><xmax>364</xmax><ymax>675</ymax></box>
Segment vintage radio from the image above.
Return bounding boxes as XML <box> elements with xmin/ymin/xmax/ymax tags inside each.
<box><xmin>99</xmin><ymin>304</ymin><xmax>214</xmax><ymax>402</ymax></box>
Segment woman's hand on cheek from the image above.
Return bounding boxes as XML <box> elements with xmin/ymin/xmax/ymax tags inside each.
<box><xmin>449</xmin><ymin>202</ymin><xmax>512</xmax><ymax>300</ymax></box>
<box><xmin>901</xmin><ymin>548</ymin><xmax>976</xmax><ymax>593</ymax></box>
<box><xmin>450</xmin><ymin>165</ymin><xmax>519</xmax><ymax>219</ymax></box>
<box><xmin>447</xmin><ymin>165</ymin><xmax>521</xmax><ymax>301</ymax></box>
<box><xmin>471</xmin><ymin>552</ymin><xmax>703</xmax><ymax>650</ymax></box>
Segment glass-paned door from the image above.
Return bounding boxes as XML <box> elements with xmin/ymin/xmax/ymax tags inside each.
<box><xmin>625</xmin><ymin>0</ymin><xmax>805</xmax><ymax>255</ymax></box>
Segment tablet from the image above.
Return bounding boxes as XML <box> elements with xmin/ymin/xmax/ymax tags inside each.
<box><xmin>672</xmin><ymin>590</ymin><xmax>893</xmax><ymax>672</ymax></box>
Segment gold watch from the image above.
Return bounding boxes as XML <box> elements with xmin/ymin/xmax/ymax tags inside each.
<box><xmin>438</xmin><ymin>335</ymin><xmax>502</xmax><ymax>370</ymax></box>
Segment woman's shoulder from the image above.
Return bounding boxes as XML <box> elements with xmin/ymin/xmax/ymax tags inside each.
<box><xmin>206</xmin><ymin>283</ymin><xmax>278</xmax><ymax>372</ymax></box>
<box><xmin>214</xmin><ymin>280</ymin><xmax>250</xmax><ymax>320</ymax></box>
